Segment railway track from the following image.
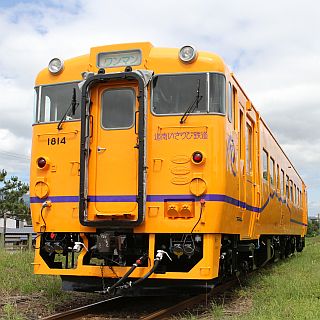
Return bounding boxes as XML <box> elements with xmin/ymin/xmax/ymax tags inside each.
<box><xmin>41</xmin><ymin>295</ymin><xmax>126</xmax><ymax>320</ymax></box>
<box><xmin>140</xmin><ymin>278</ymin><xmax>238</xmax><ymax>320</ymax></box>
<box><xmin>42</xmin><ymin>278</ymin><xmax>239</xmax><ymax>320</ymax></box>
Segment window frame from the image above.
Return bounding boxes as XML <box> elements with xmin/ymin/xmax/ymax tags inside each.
<box><xmin>246</xmin><ymin>122</ymin><xmax>253</xmax><ymax>174</ymax></box>
<box><xmin>280</xmin><ymin>169</ymin><xmax>285</xmax><ymax>197</ymax></box>
<box><xmin>151</xmin><ymin>72</ymin><xmax>226</xmax><ymax>117</ymax></box>
<box><xmin>262</xmin><ymin>149</ymin><xmax>269</xmax><ymax>182</ymax></box>
<box><xmin>286</xmin><ymin>175</ymin><xmax>290</xmax><ymax>199</ymax></box>
<box><xmin>270</xmin><ymin>157</ymin><xmax>275</xmax><ymax>187</ymax></box>
<box><xmin>33</xmin><ymin>88</ymin><xmax>39</xmax><ymax>124</ymax></box>
<box><xmin>228</xmin><ymin>82</ymin><xmax>233</xmax><ymax>123</ymax></box>
<box><xmin>300</xmin><ymin>190</ymin><xmax>302</xmax><ymax>207</ymax></box>
<box><xmin>100</xmin><ymin>87</ymin><xmax>136</xmax><ymax>131</ymax></box>
<box><xmin>34</xmin><ymin>81</ymin><xmax>81</xmax><ymax>124</ymax></box>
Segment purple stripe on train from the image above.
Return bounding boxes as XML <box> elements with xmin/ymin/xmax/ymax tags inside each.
<box><xmin>30</xmin><ymin>192</ymin><xmax>306</xmax><ymax>226</ymax></box>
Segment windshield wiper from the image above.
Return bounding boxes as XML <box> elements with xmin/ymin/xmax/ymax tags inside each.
<box><xmin>180</xmin><ymin>79</ymin><xmax>203</xmax><ymax>124</ymax></box>
<box><xmin>57</xmin><ymin>88</ymin><xmax>79</xmax><ymax>130</ymax></box>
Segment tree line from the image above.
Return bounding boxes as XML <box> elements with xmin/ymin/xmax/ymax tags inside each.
<box><xmin>0</xmin><ymin>169</ymin><xmax>30</xmax><ymax>227</ymax></box>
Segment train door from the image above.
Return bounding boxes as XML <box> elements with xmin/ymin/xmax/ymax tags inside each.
<box><xmin>89</xmin><ymin>83</ymin><xmax>139</xmax><ymax>219</ymax></box>
<box><xmin>245</xmin><ymin>118</ymin><xmax>256</xmax><ymax>237</ymax></box>
<box><xmin>239</xmin><ymin>107</ymin><xmax>246</xmax><ymax>219</ymax></box>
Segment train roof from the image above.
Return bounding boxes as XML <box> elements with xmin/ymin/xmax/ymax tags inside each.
<box><xmin>35</xmin><ymin>42</ymin><xmax>227</xmax><ymax>85</ymax></box>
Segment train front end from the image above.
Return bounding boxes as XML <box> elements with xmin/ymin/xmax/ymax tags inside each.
<box><xmin>30</xmin><ymin>43</ymin><xmax>229</xmax><ymax>295</ymax></box>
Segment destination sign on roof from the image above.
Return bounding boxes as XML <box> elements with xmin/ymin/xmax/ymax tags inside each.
<box><xmin>97</xmin><ymin>50</ymin><xmax>142</xmax><ymax>68</ymax></box>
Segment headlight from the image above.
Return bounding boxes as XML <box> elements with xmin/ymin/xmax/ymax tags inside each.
<box><xmin>179</xmin><ymin>45</ymin><xmax>197</xmax><ymax>63</ymax></box>
<box><xmin>48</xmin><ymin>57</ymin><xmax>64</xmax><ymax>74</ymax></box>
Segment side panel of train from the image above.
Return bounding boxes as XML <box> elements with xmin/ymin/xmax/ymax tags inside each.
<box><xmin>30</xmin><ymin>43</ymin><xmax>307</xmax><ymax>294</ymax></box>
<box><xmin>224</xmin><ymin>76</ymin><xmax>308</xmax><ymax>239</ymax></box>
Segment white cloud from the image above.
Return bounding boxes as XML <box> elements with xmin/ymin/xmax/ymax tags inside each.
<box><xmin>0</xmin><ymin>128</ymin><xmax>30</xmax><ymax>177</ymax></box>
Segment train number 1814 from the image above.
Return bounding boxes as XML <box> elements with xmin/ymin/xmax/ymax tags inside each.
<box><xmin>47</xmin><ymin>137</ymin><xmax>66</xmax><ymax>145</ymax></box>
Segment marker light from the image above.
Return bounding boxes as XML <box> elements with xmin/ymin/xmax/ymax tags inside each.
<box><xmin>179</xmin><ymin>45</ymin><xmax>197</xmax><ymax>63</ymax></box>
<box><xmin>192</xmin><ymin>151</ymin><xmax>203</xmax><ymax>163</ymax></box>
<box><xmin>48</xmin><ymin>58</ymin><xmax>64</xmax><ymax>74</ymax></box>
<box><xmin>37</xmin><ymin>157</ymin><xmax>47</xmax><ymax>169</ymax></box>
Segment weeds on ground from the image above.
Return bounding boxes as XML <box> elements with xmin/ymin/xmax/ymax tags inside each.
<box><xmin>0</xmin><ymin>249</ymin><xmax>71</xmax><ymax>317</ymax></box>
<box><xmin>0</xmin><ymin>303</ymin><xmax>25</xmax><ymax>320</ymax></box>
<box><xmin>0</xmin><ymin>249</ymin><xmax>64</xmax><ymax>298</ymax></box>
<box><xmin>178</xmin><ymin>237</ymin><xmax>320</xmax><ymax>320</ymax></box>
<box><xmin>218</xmin><ymin>237</ymin><xmax>320</xmax><ymax>320</ymax></box>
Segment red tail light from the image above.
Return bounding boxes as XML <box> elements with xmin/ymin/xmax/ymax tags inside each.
<box><xmin>37</xmin><ymin>157</ymin><xmax>47</xmax><ymax>169</ymax></box>
<box><xmin>192</xmin><ymin>151</ymin><xmax>203</xmax><ymax>163</ymax></box>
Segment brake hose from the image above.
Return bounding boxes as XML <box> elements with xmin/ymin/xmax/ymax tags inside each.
<box><xmin>106</xmin><ymin>254</ymin><xmax>147</xmax><ymax>294</ymax></box>
<box><xmin>122</xmin><ymin>250</ymin><xmax>171</xmax><ymax>289</ymax></box>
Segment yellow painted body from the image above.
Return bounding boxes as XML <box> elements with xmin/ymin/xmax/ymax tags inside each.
<box><xmin>30</xmin><ymin>42</ymin><xmax>307</xmax><ymax>283</ymax></box>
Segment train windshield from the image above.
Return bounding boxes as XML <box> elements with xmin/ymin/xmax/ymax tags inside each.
<box><xmin>34</xmin><ymin>82</ymin><xmax>81</xmax><ymax>123</ymax></box>
<box><xmin>152</xmin><ymin>73</ymin><xmax>225</xmax><ymax>115</ymax></box>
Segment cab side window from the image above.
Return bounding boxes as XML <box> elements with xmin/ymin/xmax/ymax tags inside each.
<box><xmin>270</xmin><ymin>157</ymin><xmax>275</xmax><ymax>186</ymax></box>
<box><xmin>228</xmin><ymin>82</ymin><xmax>233</xmax><ymax>123</ymax></box>
<box><xmin>262</xmin><ymin>149</ymin><xmax>268</xmax><ymax>181</ymax></box>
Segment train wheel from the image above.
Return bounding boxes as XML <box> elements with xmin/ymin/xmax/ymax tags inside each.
<box><xmin>284</xmin><ymin>237</ymin><xmax>292</xmax><ymax>258</ymax></box>
<box><xmin>296</xmin><ymin>236</ymin><xmax>305</xmax><ymax>252</ymax></box>
<box><xmin>290</xmin><ymin>237</ymin><xmax>296</xmax><ymax>254</ymax></box>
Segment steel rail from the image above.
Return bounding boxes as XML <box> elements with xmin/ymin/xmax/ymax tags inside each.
<box><xmin>41</xmin><ymin>295</ymin><xmax>125</xmax><ymax>320</ymax></box>
<box><xmin>140</xmin><ymin>278</ymin><xmax>239</xmax><ymax>320</ymax></box>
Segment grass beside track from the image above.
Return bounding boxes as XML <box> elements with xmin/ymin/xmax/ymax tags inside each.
<box><xmin>183</xmin><ymin>236</ymin><xmax>320</xmax><ymax>320</ymax></box>
<box><xmin>0</xmin><ymin>249</ymin><xmax>71</xmax><ymax>319</ymax></box>
<box><xmin>0</xmin><ymin>249</ymin><xmax>63</xmax><ymax>296</ymax></box>
<box><xmin>0</xmin><ymin>250</ymin><xmax>108</xmax><ymax>320</ymax></box>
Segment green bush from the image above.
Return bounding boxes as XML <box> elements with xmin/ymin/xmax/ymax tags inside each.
<box><xmin>307</xmin><ymin>220</ymin><xmax>319</xmax><ymax>237</ymax></box>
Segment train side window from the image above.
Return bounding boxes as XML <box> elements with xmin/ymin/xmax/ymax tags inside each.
<box><xmin>276</xmin><ymin>164</ymin><xmax>280</xmax><ymax>191</ymax></box>
<box><xmin>240</xmin><ymin>109</ymin><xmax>244</xmax><ymax>159</ymax></box>
<box><xmin>101</xmin><ymin>88</ymin><xmax>135</xmax><ymax>129</ymax></box>
<box><xmin>38</xmin><ymin>82</ymin><xmax>81</xmax><ymax>123</ymax></box>
<box><xmin>294</xmin><ymin>184</ymin><xmax>297</xmax><ymax>205</ymax></box>
<box><xmin>232</xmin><ymin>86</ymin><xmax>236</xmax><ymax>129</ymax></box>
<box><xmin>33</xmin><ymin>88</ymin><xmax>39</xmax><ymax>123</ymax></box>
<box><xmin>228</xmin><ymin>82</ymin><xmax>233</xmax><ymax>123</ymax></box>
<box><xmin>280</xmin><ymin>169</ymin><xmax>285</xmax><ymax>197</ymax></box>
<box><xmin>286</xmin><ymin>175</ymin><xmax>289</xmax><ymax>199</ymax></box>
<box><xmin>305</xmin><ymin>190</ymin><xmax>308</xmax><ymax>207</ymax></box>
<box><xmin>270</xmin><ymin>157</ymin><xmax>275</xmax><ymax>186</ymax></box>
<box><xmin>209</xmin><ymin>73</ymin><xmax>226</xmax><ymax>113</ymax></box>
<box><xmin>262</xmin><ymin>149</ymin><xmax>268</xmax><ymax>181</ymax></box>
<box><xmin>246</xmin><ymin>123</ymin><xmax>252</xmax><ymax>173</ymax></box>
<box><xmin>290</xmin><ymin>180</ymin><xmax>293</xmax><ymax>202</ymax></box>
<box><xmin>44</xmin><ymin>96</ymin><xmax>52</xmax><ymax>122</ymax></box>
<box><xmin>152</xmin><ymin>73</ymin><xmax>226</xmax><ymax>115</ymax></box>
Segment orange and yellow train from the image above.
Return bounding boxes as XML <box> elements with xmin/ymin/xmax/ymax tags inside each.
<box><xmin>30</xmin><ymin>42</ymin><xmax>307</xmax><ymax>295</ymax></box>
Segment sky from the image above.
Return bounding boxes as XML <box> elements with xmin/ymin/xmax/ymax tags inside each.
<box><xmin>0</xmin><ymin>0</ymin><xmax>319</xmax><ymax>216</ymax></box>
